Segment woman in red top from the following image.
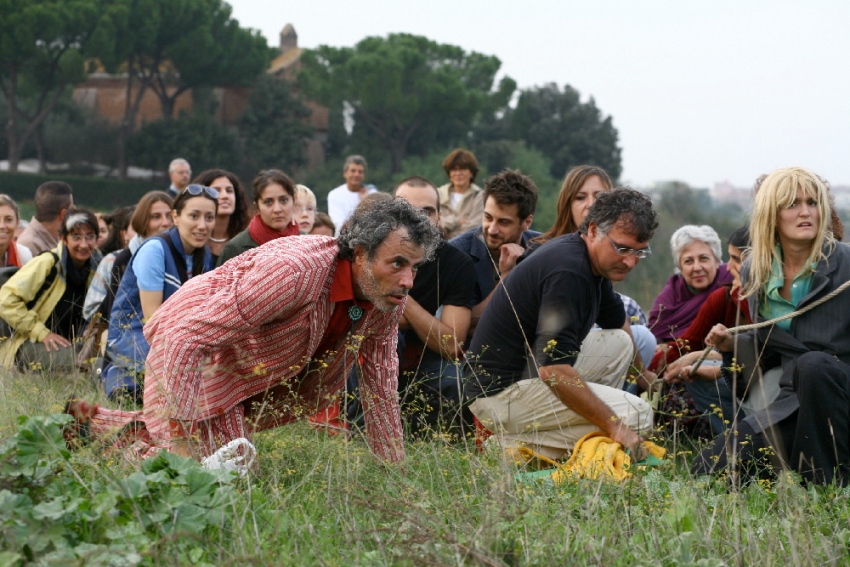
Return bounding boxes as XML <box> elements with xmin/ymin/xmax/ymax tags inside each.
<box><xmin>0</xmin><ymin>194</ymin><xmax>32</xmax><ymax>267</ymax></box>
<box><xmin>216</xmin><ymin>169</ymin><xmax>300</xmax><ymax>266</ymax></box>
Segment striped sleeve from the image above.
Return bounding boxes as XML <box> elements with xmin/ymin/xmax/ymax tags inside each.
<box><xmin>358</xmin><ymin>310</ymin><xmax>405</xmax><ymax>462</ymax></box>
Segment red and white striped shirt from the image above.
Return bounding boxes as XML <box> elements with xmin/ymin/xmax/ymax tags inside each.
<box><xmin>143</xmin><ymin>235</ymin><xmax>405</xmax><ymax>462</ymax></box>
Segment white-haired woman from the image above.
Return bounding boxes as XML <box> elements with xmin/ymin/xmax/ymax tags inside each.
<box><xmin>648</xmin><ymin>225</ymin><xmax>732</xmax><ymax>343</ymax></box>
<box><xmin>698</xmin><ymin>167</ymin><xmax>850</xmax><ymax>485</ymax></box>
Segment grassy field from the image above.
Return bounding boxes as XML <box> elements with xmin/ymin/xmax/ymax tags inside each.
<box><xmin>1</xmin><ymin>370</ymin><xmax>849</xmax><ymax>566</ymax></box>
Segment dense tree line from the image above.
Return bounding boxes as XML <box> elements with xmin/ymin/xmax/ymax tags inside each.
<box><xmin>1</xmin><ymin>1</ymin><xmax>623</xmax><ymax>193</ymax></box>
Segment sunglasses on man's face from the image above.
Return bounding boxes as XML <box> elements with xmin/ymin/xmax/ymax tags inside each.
<box><xmin>183</xmin><ymin>184</ymin><xmax>219</xmax><ymax>199</ymax></box>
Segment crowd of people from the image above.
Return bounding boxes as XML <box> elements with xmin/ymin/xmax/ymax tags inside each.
<box><xmin>4</xmin><ymin>152</ymin><xmax>849</xmax><ymax>486</ymax></box>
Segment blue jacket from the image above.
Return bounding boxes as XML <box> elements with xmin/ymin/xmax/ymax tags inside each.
<box><xmin>449</xmin><ymin>227</ymin><xmax>541</xmax><ymax>305</ymax></box>
<box><xmin>106</xmin><ymin>227</ymin><xmax>214</xmax><ymax>372</ymax></box>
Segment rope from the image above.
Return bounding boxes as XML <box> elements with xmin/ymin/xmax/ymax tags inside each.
<box><xmin>688</xmin><ymin>277</ymin><xmax>850</xmax><ymax>376</ymax></box>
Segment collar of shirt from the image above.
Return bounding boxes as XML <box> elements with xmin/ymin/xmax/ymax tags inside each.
<box><xmin>330</xmin><ymin>257</ymin><xmax>373</xmax><ymax>310</ymax></box>
<box><xmin>760</xmin><ymin>249</ymin><xmax>816</xmax><ymax>332</ymax></box>
<box><xmin>764</xmin><ymin>250</ymin><xmax>815</xmax><ymax>308</ymax></box>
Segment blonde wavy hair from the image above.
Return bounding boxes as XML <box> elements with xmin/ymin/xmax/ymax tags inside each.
<box><xmin>744</xmin><ymin>166</ymin><xmax>835</xmax><ymax>298</ymax></box>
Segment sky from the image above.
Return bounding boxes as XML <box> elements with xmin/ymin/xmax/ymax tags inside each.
<box><xmin>226</xmin><ymin>0</ymin><xmax>849</xmax><ymax>189</ymax></box>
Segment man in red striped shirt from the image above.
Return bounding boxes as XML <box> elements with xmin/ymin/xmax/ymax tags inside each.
<box><xmin>66</xmin><ymin>198</ymin><xmax>441</xmax><ymax>471</ymax></box>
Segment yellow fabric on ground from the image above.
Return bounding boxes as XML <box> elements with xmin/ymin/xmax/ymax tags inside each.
<box><xmin>508</xmin><ymin>431</ymin><xmax>666</xmax><ymax>483</ymax></box>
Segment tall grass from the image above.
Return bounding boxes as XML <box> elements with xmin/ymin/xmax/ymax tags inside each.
<box><xmin>1</xmin><ymin>369</ymin><xmax>849</xmax><ymax>566</ymax></box>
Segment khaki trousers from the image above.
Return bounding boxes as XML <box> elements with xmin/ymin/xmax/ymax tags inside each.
<box><xmin>470</xmin><ymin>329</ymin><xmax>653</xmax><ymax>460</ymax></box>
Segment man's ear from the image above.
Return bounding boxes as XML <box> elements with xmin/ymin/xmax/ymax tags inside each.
<box><xmin>587</xmin><ymin>222</ymin><xmax>598</xmax><ymax>239</ymax></box>
<box><xmin>352</xmin><ymin>244</ymin><xmax>367</xmax><ymax>266</ymax></box>
<box><xmin>521</xmin><ymin>214</ymin><xmax>533</xmax><ymax>232</ymax></box>
<box><xmin>58</xmin><ymin>208</ymin><xmax>69</xmax><ymax>223</ymax></box>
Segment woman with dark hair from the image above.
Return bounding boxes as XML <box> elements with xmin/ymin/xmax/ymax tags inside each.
<box><xmin>83</xmin><ymin>192</ymin><xmax>173</xmax><ymax>324</ymax></box>
<box><xmin>698</xmin><ymin>167</ymin><xmax>850</xmax><ymax>485</ymax></box>
<box><xmin>531</xmin><ymin>165</ymin><xmax>614</xmax><ymax>246</ymax></box>
<box><xmin>95</xmin><ymin>213</ymin><xmax>109</xmax><ymax>250</ymax></box>
<box><xmin>103</xmin><ymin>186</ymin><xmax>217</xmax><ymax>401</ymax></box>
<box><xmin>192</xmin><ymin>169</ymin><xmax>250</xmax><ymax>257</ymax></box>
<box><xmin>98</xmin><ymin>206</ymin><xmax>135</xmax><ymax>257</ymax></box>
<box><xmin>0</xmin><ymin>194</ymin><xmax>32</xmax><ymax>267</ymax></box>
<box><xmin>0</xmin><ymin>209</ymin><xmax>101</xmax><ymax>371</ymax></box>
<box><xmin>437</xmin><ymin>148</ymin><xmax>484</xmax><ymax>239</ymax></box>
<box><xmin>216</xmin><ymin>169</ymin><xmax>299</xmax><ymax>266</ymax></box>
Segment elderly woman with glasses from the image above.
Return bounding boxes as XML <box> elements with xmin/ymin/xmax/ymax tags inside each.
<box><xmin>103</xmin><ymin>185</ymin><xmax>217</xmax><ymax>402</ymax></box>
<box><xmin>0</xmin><ymin>209</ymin><xmax>101</xmax><ymax>371</ymax></box>
<box><xmin>648</xmin><ymin>225</ymin><xmax>733</xmax><ymax>343</ymax></box>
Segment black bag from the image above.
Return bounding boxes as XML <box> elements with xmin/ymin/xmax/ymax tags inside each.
<box><xmin>0</xmin><ymin>266</ymin><xmax>21</xmax><ymax>288</ymax></box>
<box><xmin>0</xmin><ymin>251</ymin><xmax>60</xmax><ymax>337</ymax></box>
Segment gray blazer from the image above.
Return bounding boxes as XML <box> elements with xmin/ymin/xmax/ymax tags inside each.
<box><xmin>725</xmin><ymin>242</ymin><xmax>850</xmax><ymax>433</ymax></box>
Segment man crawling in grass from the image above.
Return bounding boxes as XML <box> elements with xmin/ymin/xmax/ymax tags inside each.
<box><xmin>65</xmin><ymin>198</ymin><xmax>441</xmax><ymax>474</ymax></box>
<box><xmin>465</xmin><ymin>187</ymin><xmax>660</xmax><ymax>461</ymax></box>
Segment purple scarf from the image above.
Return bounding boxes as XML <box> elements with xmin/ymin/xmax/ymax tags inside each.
<box><xmin>648</xmin><ymin>264</ymin><xmax>732</xmax><ymax>342</ymax></box>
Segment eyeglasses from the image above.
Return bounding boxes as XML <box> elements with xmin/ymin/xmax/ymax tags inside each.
<box><xmin>606</xmin><ymin>234</ymin><xmax>651</xmax><ymax>259</ymax></box>
<box><xmin>183</xmin><ymin>184</ymin><xmax>219</xmax><ymax>199</ymax></box>
<box><xmin>68</xmin><ymin>232</ymin><xmax>97</xmax><ymax>244</ymax></box>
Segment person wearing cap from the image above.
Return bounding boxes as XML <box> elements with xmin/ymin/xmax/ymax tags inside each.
<box><xmin>0</xmin><ymin>209</ymin><xmax>101</xmax><ymax>371</ymax></box>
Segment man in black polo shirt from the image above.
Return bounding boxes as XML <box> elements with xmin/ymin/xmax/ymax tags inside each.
<box><xmin>395</xmin><ymin>177</ymin><xmax>476</xmax><ymax>433</ymax></box>
<box><xmin>465</xmin><ymin>188</ymin><xmax>659</xmax><ymax>459</ymax></box>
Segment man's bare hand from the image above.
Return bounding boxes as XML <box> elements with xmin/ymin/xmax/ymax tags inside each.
<box><xmin>498</xmin><ymin>243</ymin><xmax>524</xmax><ymax>277</ymax></box>
<box><xmin>609</xmin><ymin>421</ymin><xmax>648</xmax><ymax>462</ymax></box>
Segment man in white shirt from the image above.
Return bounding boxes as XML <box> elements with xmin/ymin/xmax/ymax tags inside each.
<box><xmin>326</xmin><ymin>155</ymin><xmax>377</xmax><ymax>235</ymax></box>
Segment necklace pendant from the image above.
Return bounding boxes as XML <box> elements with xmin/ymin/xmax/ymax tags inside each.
<box><xmin>348</xmin><ymin>305</ymin><xmax>364</xmax><ymax>322</ymax></box>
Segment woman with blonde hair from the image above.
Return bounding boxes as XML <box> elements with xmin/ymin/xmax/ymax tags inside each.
<box><xmin>700</xmin><ymin>167</ymin><xmax>850</xmax><ymax>485</ymax></box>
<box><xmin>294</xmin><ymin>184</ymin><xmax>317</xmax><ymax>234</ymax></box>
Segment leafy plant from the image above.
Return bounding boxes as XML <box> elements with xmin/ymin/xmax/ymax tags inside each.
<box><xmin>0</xmin><ymin>414</ymin><xmax>238</xmax><ymax>566</ymax></box>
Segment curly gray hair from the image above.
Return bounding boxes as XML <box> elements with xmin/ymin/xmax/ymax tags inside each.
<box><xmin>670</xmin><ymin>225</ymin><xmax>722</xmax><ymax>273</ymax></box>
<box><xmin>337</xmin><ymin>197</ymin><xmax>441</xmax><ymax>263</ymax></box>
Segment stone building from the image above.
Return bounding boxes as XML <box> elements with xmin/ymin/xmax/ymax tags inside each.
<box><xmin>72</xmin><ymin>23</ymin><xmax>328</xmax><ymax>170</ymax></box>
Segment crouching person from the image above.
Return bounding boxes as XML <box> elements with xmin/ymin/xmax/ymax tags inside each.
<box><xmin>464</xmin><ymin>188</ymin><xmax>659</xmax><ymax>460</ymax></box>
<box><xmin>65</xmin><ymin>198</ymin><xmax>441</xmax><ymax>473</ymax></box>
<box><xmin>0</xmin><ymin>210</ymin><xmax>101</xmax><ymax>372</ymax></box>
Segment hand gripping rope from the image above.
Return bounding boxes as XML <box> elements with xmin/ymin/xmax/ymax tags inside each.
<box><xmin>689</xmin><ymin>277</ymin><xmax>850</xmax><ymax>377</ymax></box>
